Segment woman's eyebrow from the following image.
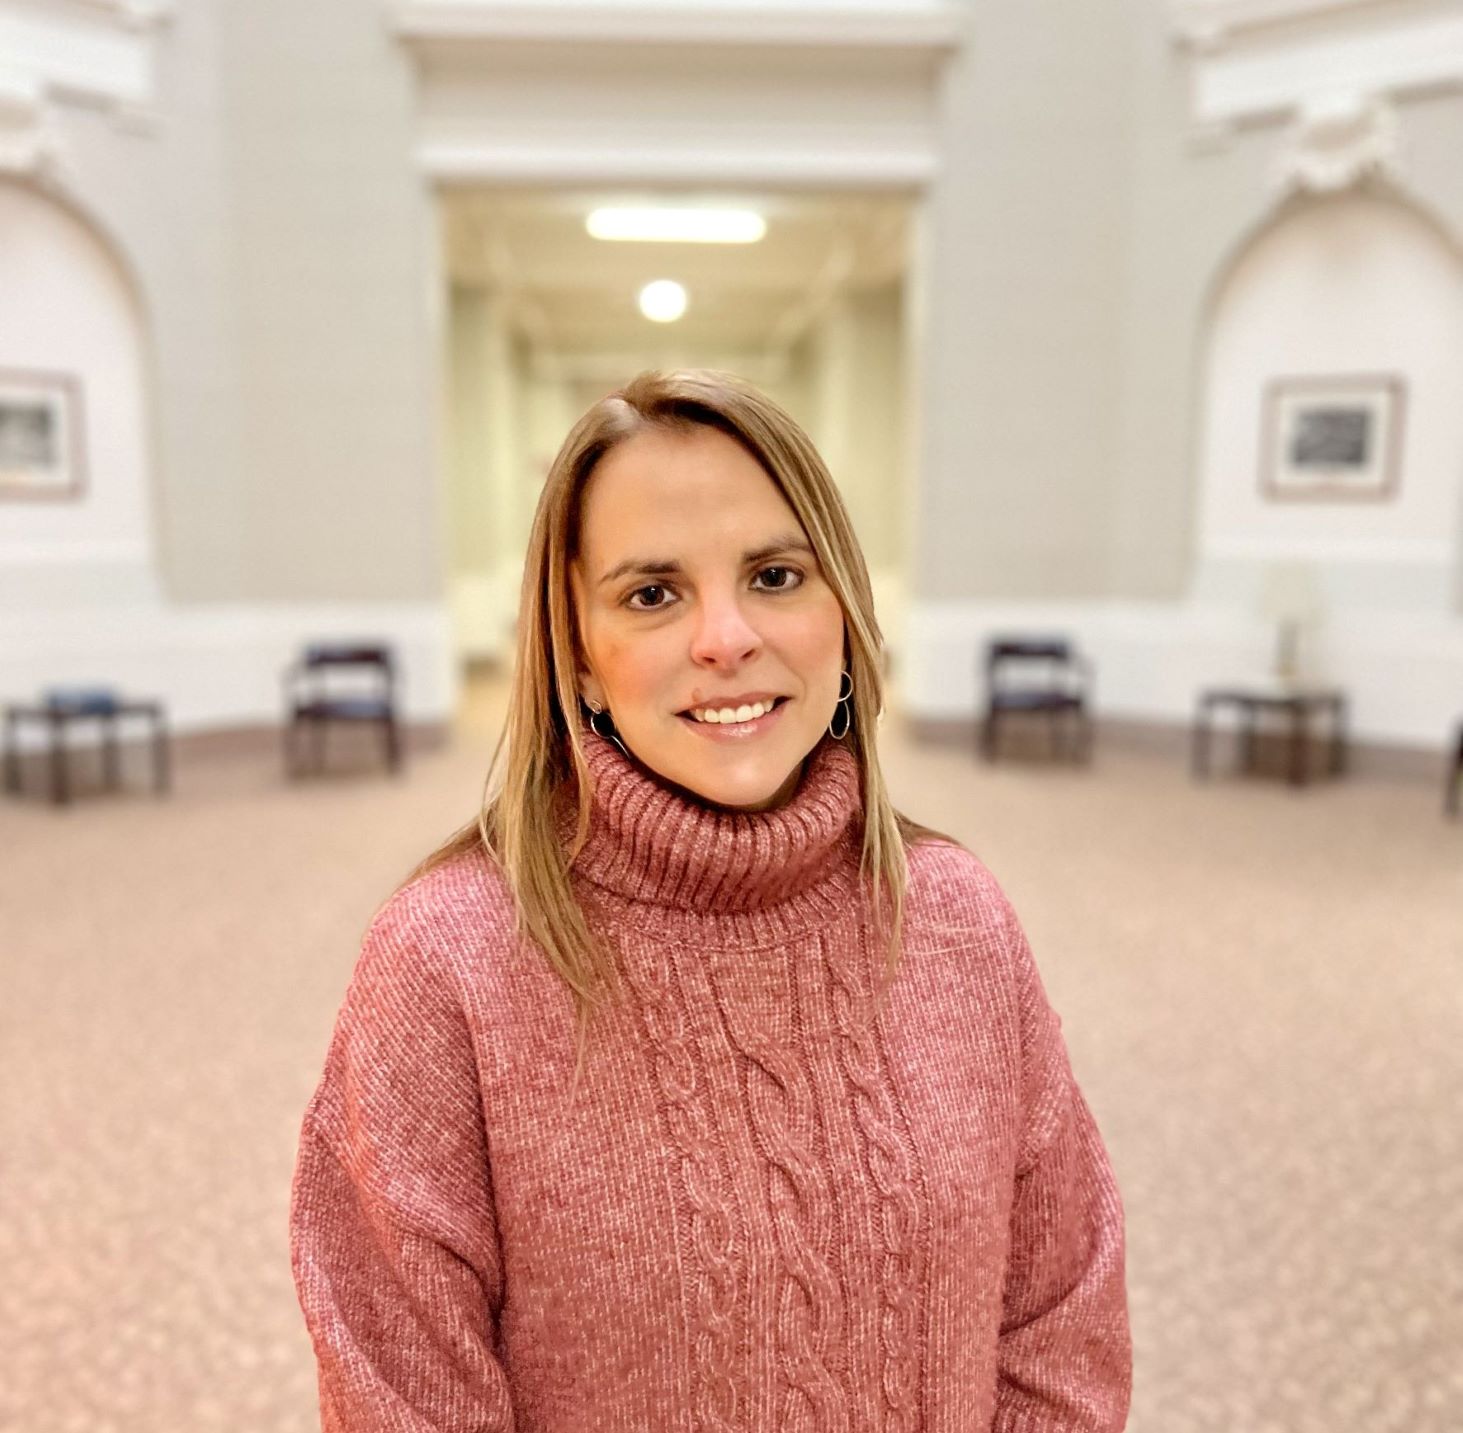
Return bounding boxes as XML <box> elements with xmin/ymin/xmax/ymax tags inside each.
<box><xmin>743</xmin><ymin>536</ymin><xmax>816</xmax><ymax>568</ymax></box>
<box><xmin>597</xmin><ymin>534</ymin><xmax>815</xmax><ymax>588</ymax></box>
<box><xmin>600</xmin><ymin>559</ymin><xmax>682</xmax><ymax>587</ymax></box>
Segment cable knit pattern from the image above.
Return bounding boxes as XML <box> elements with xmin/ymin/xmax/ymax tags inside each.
<box><xmin>824</xmin><ymin>924</ymin><xmax>926</xmax><ymax>1432</ymax></box>
<box><xmin>711</xmin><ymin>965</ymin><xmax>849</xmax><ymax>1432</ymax></box>
<box><xmin>615</xmin><ymin>938</ymin><xmax>743</xmax><ymax>1432</ymax></box>
<box><xmin>291</xmin><ymin>727</ymin><xmax>1131</xmax><ymax>1431</ymax></box>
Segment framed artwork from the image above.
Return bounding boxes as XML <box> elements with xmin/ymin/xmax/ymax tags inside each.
<box><xmin>1260</xmin><ymin>373</ymin><xmax>1404</xmax><ymax>503</ymax></box>
<box><xmin>0</xmin><ymin>369</ymin><xmax>87</xmax><ymax>501</ymax></box>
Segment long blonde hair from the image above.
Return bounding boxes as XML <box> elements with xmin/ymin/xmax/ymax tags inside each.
<box><xmin>413</xmin><ymin>369</ymin><xmax>951</xmax><ymax>1011</ymax></box>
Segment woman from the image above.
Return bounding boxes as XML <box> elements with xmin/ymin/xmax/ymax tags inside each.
<box><xmin>290</xmin><ymin>370</ymin><xmax>1131</xmax><ymax>1431</ymax></box>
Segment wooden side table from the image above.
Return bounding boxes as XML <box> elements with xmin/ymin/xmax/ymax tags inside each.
<box><xmin>1192</xmin><ymin>685</ymin><xmax>1347</xmax><ymax>788</ymax></box>
<box><xmin>2</xmin><ymin>696</ymin><xmax>171</xmax><ymax>806</ymax></box>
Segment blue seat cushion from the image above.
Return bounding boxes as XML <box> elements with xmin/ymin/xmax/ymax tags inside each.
<box><xmin>992</xmin><ymin>690</ymin><xmax>1082</xmax><ymax>711</ymax></box>
<box><xmin>44</xmin><ymin>687</ymin><xmax>122</xmax><ymax>716</ymax></box>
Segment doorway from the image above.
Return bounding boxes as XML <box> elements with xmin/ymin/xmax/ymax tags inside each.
<box><xmin>438</xmin><ymin>185</ymin><xmax>922</xmax><ymax>702</ymax></box>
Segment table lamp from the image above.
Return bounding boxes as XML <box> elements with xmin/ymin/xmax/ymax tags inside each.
<box><xmin>1258</xmin><ymin>562</ymin><xmax>1324</xmax><ymax>686</ymax></box>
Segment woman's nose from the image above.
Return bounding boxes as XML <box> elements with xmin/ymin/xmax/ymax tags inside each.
<box><xmin>688</xmin><ymin>594</ymin><xmax>763</xmax><ymax>667</ymax></box>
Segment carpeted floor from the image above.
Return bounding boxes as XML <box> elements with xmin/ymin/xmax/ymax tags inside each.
<box><xmin>2</xmin><ymin>675</ymin><xmax>1460</xmax><ymax>1432</ymax></box>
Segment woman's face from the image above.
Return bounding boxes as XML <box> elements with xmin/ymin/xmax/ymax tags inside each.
<box><xmin>570</xmin><ymin>423</ymin><xmax>848</xmax><ymax>812</ymax></box>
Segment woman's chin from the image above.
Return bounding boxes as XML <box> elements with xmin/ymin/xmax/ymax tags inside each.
<box><xmin>632</xmin><ymin>746</ymin><xmax>802</xmax><ymax>814</ymax></box>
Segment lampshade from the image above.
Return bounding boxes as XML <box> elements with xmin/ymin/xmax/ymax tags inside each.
<box><xmin>1258</xmin><ymin>562</ymin><xmax>1324</xmax><ymax>624</ymax></box>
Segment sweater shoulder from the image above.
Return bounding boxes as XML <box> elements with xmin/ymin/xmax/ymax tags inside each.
<box><xmin>903</xmin><ymin>836</ymin><xmax>1018</xmax><ymax>941</ymax></box>
<box><xmin>355</xmin><ymin>845</ymin><xmax>520</xmax><ymax>1000</ymax></box>
<box><xmin>372</xmin><ymin>844</ymin><xmax>517</xmax><ymax>942</ymax></box>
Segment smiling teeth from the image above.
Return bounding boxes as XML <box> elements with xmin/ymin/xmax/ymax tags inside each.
<box><xmin>690</xmin><ymin>699</ymin><xmax>776</xmax><ymax>724</ymax></box>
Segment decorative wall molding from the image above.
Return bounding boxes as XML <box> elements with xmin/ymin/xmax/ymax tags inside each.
<box><xmin>393</xmin><ymin>0</ymin><xmax>967</xmax><ymax>52</ymax></box>
<box><xmin>1272</xmin><ymin>91</ymin><xmax>1401</xmax><ymax>191</ymax></box>
<box><xmin>58</xmin><ymin>0</ymin><xmax>174</xmax><ymax>29</ymax></box>
<box><xmin>399</xmin><ymin>2</ymin><xmax>957</xmax><ymax>191</ymax></box>
<box><xmin>1171</xmin><ymin>0</ymin><xmax>1399</xmax><ymax>51</ymax></box>
<box><xmin>0</xmin><ymin>0</ymin><xmax>170</xmax><ymax>173</ymax></box>
<box><xmin>0</xmin><ymin>69</ymin><xmax>59</xmax><ymax>176</ymax></box>
<box><xmin>1183</xmin><ymin>11</ymin><xmax>1463</xmax><ymax>127</ymax></box>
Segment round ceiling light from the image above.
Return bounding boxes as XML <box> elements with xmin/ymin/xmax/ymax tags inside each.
<box><xmin>638</xmin><ymin>279</ymin><xmax>688</xmax><ymax>323</ymax></box>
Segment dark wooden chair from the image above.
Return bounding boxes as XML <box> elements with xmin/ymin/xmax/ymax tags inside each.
<box><xmin>3</xmin><ymin>688</ymin><xmax>170</xmax><ymax>805</ymax></box>
<box><xmin>980</xmin><ymin>637</ymin><xmax>1094</xmax><ymax>762</ymax></box>
<box><xmin>1446</xmin><ymin>720</ymin><xmax>1463</xmax><ymax>818</ymax></box>
<box><xmin>284</xmin><ymin>643</ymin><xmax>401</xmax><ymax>777</ymax></box>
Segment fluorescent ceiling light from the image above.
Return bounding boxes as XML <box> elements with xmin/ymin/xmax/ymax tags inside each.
<box><xmin>588</xmin><ymin>207</ymin><xmax>766</xmax><ymax>244</ymax></box>
<box><xmin>639</xmin><ymin>280</ymin><xmax>688</xmax><ymax>323</ymax></box>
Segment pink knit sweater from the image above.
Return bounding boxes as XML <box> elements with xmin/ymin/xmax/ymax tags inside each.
<box><xmin>290</xmin><ymin>730</ymin><xmax>1130</xmax><ymax>1431</ymax></box>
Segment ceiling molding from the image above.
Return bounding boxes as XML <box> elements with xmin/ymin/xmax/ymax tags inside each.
<box><xmin>527</xmin><ymin>347</ymin><xmax>790</xmax><ymax>385</ymax></box>
<box><xmin>392</xmin><ymin>0</ymin><xmax>968</xmax><ymax>52</ymax></box>
<box><xmin>1170</xmin><ymin>0</ymin><xmax>1410</xmax><ymax>51</ymax></box>
<box><xmin>420</xmin><ymin>140</ymin><xmax>937</xmax><ymax>188</ymax></box>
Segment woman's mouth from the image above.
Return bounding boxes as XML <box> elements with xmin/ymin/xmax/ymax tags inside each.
<box><xmin>678</xmin><ymin>696</ymin><xmax>790</xmax><ymax>740</ymax></box>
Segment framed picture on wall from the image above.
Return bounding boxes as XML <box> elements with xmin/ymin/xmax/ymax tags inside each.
<box><xmin>0</xmin><ymin>369</ymin><xmax>87</xmax><ymax>501</ymax></box>
<box><xmin>1260</xmin><ymin>373</ymin><xmax>1404</xmax><ymax>502</ymax></box>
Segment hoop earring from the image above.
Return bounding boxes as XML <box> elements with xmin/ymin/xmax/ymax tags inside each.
<box><xmin>584</xmin><ymin>697</ymin><xmax>629</xmax><ymax>759</ymax></box>
<box><xmin>828</xmin><ymin>669</ymin><xmax>853</xmax><ymax>741</ymax></box>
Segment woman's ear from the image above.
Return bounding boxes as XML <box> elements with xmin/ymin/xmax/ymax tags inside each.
<box><xmin>577</xmin><ymin>665</ymin><xmax>605</xmax><ymax>710</ymax></box>
<box><xmin>567</xmin><ymin>567</ymin><xmax>603</xmax><ymax>710</ymax></box>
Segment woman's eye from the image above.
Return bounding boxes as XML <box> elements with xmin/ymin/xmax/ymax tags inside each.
<box><xmin>626</xmin><ymin>584</ymin><xmax>674</xmax><ymax>610</ymax></box>
<box><xmin>754</xmin><ymin>566</ymin><xmax>802</xmax><ymax>592</ymax></box>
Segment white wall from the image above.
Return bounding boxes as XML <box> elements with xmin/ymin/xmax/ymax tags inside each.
<box><xmin>0</xmin><ymin>181</ymin><xmax>156</xmax><ymax>609</ymax></box>
<box><xmin>1194</xmin><ymin>192</ymin><xmax>1463</xmax><ymax>615</ymax></box>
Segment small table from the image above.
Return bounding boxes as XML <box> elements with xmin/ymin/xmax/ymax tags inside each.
<box><xmin>2</xmin><ymin>696</ymin><xmax>171</xmax><ymax>806</ymax></box>
<box><xmin>1192</xmin><ymin>685</ymin><xmax>1347</xmax><ymax>788</ymax></box>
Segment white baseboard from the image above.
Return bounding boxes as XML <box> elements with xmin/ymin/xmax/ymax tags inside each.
<box><xmin>0</xmin><ymin>599</ymin><xmax>457</xmax><ymax>734</ymax></box>
<box><xmin>903</xmin><ymin>599</ymin><xmax>1463</xmax><ymax>750</ymax></box>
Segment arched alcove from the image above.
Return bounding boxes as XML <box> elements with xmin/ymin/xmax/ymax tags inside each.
<box><xmin>0</xmin><ymin>178</ymin><xmax>157</xmax><ymax>604</ymax></box>
<box><xmin>1191</xmin><ymin>187</ymin><xmax>1463</xmax><ymax>619</ymax></box>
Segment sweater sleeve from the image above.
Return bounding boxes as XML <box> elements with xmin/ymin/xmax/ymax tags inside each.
<box><xmin>993</xmin><ymin>911</ymin><xmax>1132</xmax><ymax>1433</ymax></box>
<box><xmin>289</xmin><ymin>896</ymin><xmax>516</xmax><ymax>1431</ymax></box>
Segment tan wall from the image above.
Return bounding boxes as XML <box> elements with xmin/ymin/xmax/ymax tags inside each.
<box><xmin>219</xmin><ymin>0</ymin><xmax>441</xmax><ymax>602</ymax></box>
<box><xmin>917</xmin><ymin>1</ymin><xmax>1136</xmax><ymax>601</ymax></box>
<box><xmin>52</xmin><ymin>0</ymin><xmax>441</xmax><ymax>605</ymax></box>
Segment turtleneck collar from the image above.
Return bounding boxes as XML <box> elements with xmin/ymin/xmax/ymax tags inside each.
<box><xmin>561</xmin><ymin>726</ymin><xmax>863</xmax><ymax>916</ymax></box>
